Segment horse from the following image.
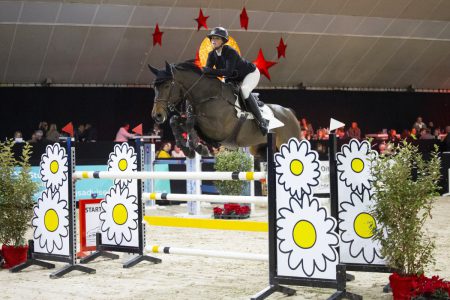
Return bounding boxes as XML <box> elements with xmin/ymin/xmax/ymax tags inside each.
<box><xmin>149</xmin><ymin>61</ymin><xmax>300</xmax><ymax>158</ymax></box>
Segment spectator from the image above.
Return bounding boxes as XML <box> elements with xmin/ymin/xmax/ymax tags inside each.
<box><xmin>156</xmin><ymin>142</ymin><xmax>172</xmax><ymax>158</ymax></box>
<box><xmin>38</xmin><ymin>121</ymin><xmax>49</xmax><ymax>136</ymax></box>
<box><xmin>171</xmin><ymin>145</ymin><xmax>186</xmax><ymax>158</ymax></box>
<box><xmin>13</xmin><ymin>131</ymin><xmax>24</xmax><ymax>143</ymax></box>
<box><xmin>388</xmin><ymin>129</ymin><xmax>400</xmax><ymax>142</ymax></box>
<box><xmin>433</xmin><ymin>128</ymin><xmax>442</xmax><ymax>139</ymax></box>
<box><xmin>336</xmin><ymin>127</ymin><xmax>346</xmax><ymax>139</ymax></box>
<box><xmin>300</xmin><ymin>118</ymin><xmax>314</xmax><ymax>140</ymax></box>
<box><xmin>428</xmin><ymin>121</ymin><xmax>435</xmax><ymax>134</ymax></box>
<box><xmin>347</xmin><ymin>122</ymin><xmax>361</xmax><ymax>140</ymax></box>
<box><xmin>401</xmin><ymin>129</ymin><xmax>410</xmax><ymax>140</ymax></box>
<box><xmin>84</xmin><ymin>123</ymin><xmax>98</xmax><ymax>142</ymax></box>
<box><xmin>27</xmin><ymin>132</ymin><xmax>38</xmax><ymax>143</ymax></box>
<box><xmin>76</xmin><ymin>124</ymin><xmax>86</xmax><ymax>142</ymax></box>
<box><xmin>419</xmin><ymin>128</ymin><xmax>434</xmax><ymax>140</ymax></box>
<box><xmin>114</xmin><ymin>123</ymin><xmax>135</xmax><ymax>142</ymax></box>
<box><xmin>409</xmin><ymin>128</ymin><xmax>418</xmax><ymax>140</ymax></box>
<box><xmin>412</xmin><ymin>116</ymin><xmax>426</xmax><ymax>133</ymax></box>
<box><xmin>46</xmin><ymin>124</ymin><xmax>60</xmax><ymax>142</ymax></box>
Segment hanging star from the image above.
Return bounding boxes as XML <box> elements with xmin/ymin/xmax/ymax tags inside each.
<box><xmin>277</xmin><ymin>37</ymin><xmax>287</xmax><ymax>59</ymax></box>
<box><xmin>240</xmin><ymin>7</ymin><xmax>249</xmax><ymax>30</ymax></box>
<box><xmin>153</xmin><ymin>23</ymin><xmax>163</xmax><ymax>46</ymax></box>
<box><xmin>253</xmin><ymin>48</ymin><xmax>277</xmax><ymax>80</ymax></box>
<box><xmin>195</xmin><ymin>8</ymin><xmax>209</xmax><ymax>31</ymax></box>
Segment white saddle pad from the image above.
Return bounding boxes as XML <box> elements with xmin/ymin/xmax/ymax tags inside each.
<box><xmin>234</xmin><ymin>96</ymin><xmax>285</xmax><ymax>130</ymax></box>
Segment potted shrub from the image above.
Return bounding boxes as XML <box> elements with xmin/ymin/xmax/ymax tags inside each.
<box><xmin>0</xmin><ymin>140</ymin><xmax>38</xmax><ymax>268</ymax></box>
<box><xmin>213</xmin><ymin>149</ymin><xmax>253</xmax><ymax>219</ymax></box>
<box><xmin>370</xmin><ymin>141</ymin><xmax>443</xmax><ymax>299</ymax></box>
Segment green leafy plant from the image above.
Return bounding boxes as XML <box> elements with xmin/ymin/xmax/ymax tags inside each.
<box><xmin>370</xmin><ymin>141</ymin><xmax>441</xmax><ymax>276</ymax></box>
<box><xmin>0</xmin><ymin>140</ymin><xmax>38</xmax><ymax>247</ymax></box>
<box><xmin>214</xmin><ymin>149</ymin><xmax>253</xmax><ymax>196</ymax></box>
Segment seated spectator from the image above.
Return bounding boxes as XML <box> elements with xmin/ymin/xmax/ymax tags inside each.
<box><xmin>76</xmin><ymin>124</ymin><xmax>86</xmax><ymax>142</ymax></box>
<box><xmin>412</xmin><ymin>116</ymin><xmax>426</xmax><ymax>133</ymax></box>
<box><xmin>433</xmin><ymin>128</ymin><xmax>442</xmax><ymax>139</ymax></box>
<box><xmin>401</xmin><ymin>129</ymin><xmax>410</xmax><ymax>140</ymax></box>
<box><xmin>27</xmin><ymin>132</ymin><xmax>38</xmax><ymax>143</ymax></box>
<box><xmin>84</xmin><ymin>123</ymin><xmax>98</xmax><ymax>142</ymax></box>
<box><xmin>347</xmin><ymin>122</ymin><xmax>361</xmax><ymax>140</ymax></box>
<box><xmin>171</xmin><ymin>145</ymin><xmax>185</xmax><ymax>158</ymax></box>
<box><xmin>46</xmin><ymin>124</ymin><xmax>60</xmax><ymax>142</ymax></box>
<box><xmin>409</xmin><ymin>128</ymin><xmax>418</xmax><ymax>140</ymax></box>
<box><xmin>114</xmin><ymin>123</ymin><xmax>135</xmax><ymax>142</ymax></box>
<box><xmin>336</xmin><ymin>127</ymin><xmax>346</xmax><ymax>139</ymax></box>
<box><xmin>38</xmin><ymin>121</ymin><xmax>49</xmax><ymax>136</ymax></box>
<box><xmin>13</xmin><ymin>131</ymin><xmax>24</xmax><ymax>143</ymax></box>
<box><xmin>156</xmin><ymin>142</ymin><xmax>172</xmax><ymax>158</ymax></box>
<box><xmin>388</xmin><ymin>129</ymin><xmax>400</xmax><ymax>142</ymax></box>
<box><xmin>300</xmin><ymin>118</ymin><xmax>314</xmax><ymax>140</ymax></box>
<box><xmin>419</xmin><ymin>128</ymin><xmax>434</xmax><ymax>140</ymax></box>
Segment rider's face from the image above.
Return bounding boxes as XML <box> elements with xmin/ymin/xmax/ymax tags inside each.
<box><xmin>211</xmin><ymin>36</ymin><xmax>223</xmax><ymax>48</ymax></box>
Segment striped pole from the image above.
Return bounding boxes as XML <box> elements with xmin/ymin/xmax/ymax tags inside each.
<box><xmin>146</xmin><ymin>245</ymin><xmax>268</xmax><ymax>262</ymax></box>
<box><xmin>73</xmin><ymin>171</ymin><xmax>266</xmax><ymax>181</ymax></box>
<box><xmin>143</xmin><ymin>192</ymin><xmax>268</xmax><ymax>204</ymax></box>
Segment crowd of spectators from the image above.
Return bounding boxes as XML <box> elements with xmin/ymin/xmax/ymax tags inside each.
<box><xmin>13</xmin><ymin>121</ymin><xmax>98</xmax><ymax>144</ymax></box>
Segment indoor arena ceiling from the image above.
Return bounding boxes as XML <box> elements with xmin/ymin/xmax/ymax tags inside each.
<box><xmin>0</xmin><ymin>0</ymin><xmax>449</xmax><ymax>89</ymax></box>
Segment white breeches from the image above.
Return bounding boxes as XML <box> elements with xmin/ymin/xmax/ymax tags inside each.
<box><xmin>240</xmin><ymin>68</ymin><xmax>260</xmax><ymax>99</ymax></box>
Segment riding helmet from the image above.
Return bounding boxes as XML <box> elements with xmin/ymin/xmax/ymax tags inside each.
<box><xmin>207</xmin><ymin>27</ymin><xmax>229</xmax><ymax>43</ymax></box>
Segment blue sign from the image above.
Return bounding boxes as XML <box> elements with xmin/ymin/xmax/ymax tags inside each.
<box><xmin>25</xmin><ymin>165</ymin><xmax>113</xmax><ymax>202</ymax></box>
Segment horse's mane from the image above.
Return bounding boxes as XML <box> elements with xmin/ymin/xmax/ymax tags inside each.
<box><xmin>174</xmin><ymin>59</ymin><xmax>203</xmax><ymax>76</ymax></box>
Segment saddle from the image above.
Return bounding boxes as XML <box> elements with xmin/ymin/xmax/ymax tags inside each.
<box><xmin>226</xmin><ymin>82</ymin><xmax>264</xmax><ymax>111</ymax></box>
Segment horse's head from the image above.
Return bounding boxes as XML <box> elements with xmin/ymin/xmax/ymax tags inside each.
<box><xmin>149</xmin><ymin>62</ymin><xmax>184</xmax><ymax>124</ymax></box>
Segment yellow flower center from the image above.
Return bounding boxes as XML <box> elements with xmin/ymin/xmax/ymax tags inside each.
<box><xmin>44</xmin><ymin>209</ymin><xmax>59</xmax><ymax>232</ymax></box>
<box><xmin>351</xmin><ymin>158</ymin><xmax>364</xmax><ymax>173</ymax></box>
<box><xmin>290</xmin><ymin>159</ymin><xmax>304</xmax><ymax>176</ymax></box>
<box><xmin>118</xmin><ymin>159</ymin><xmax>128</xmax><ymax>171</ymax></box>
<box><xmin>354</xmin><ymin>212</ymin><xmax>376</xmax><ymax>239</ymax></box>
<box><xmin>50</xmin><ymin>160</ymin><xmax>59</xmax><ymax>174</ymax></box>
<box><xmin>112</xmin><ymin>204</ymin><xmax>128</xmax><ymax>225</ymax></box>
<box><xmin>293</xmin><ymin>220</ymin><xmax>316</xmax><ymax>249</ymax></box>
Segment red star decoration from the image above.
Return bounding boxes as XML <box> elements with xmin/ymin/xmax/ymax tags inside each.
<box><xmin>152</xmin><ymin>23</ymin><xmax>163</xmax><ymax>46</ymax></box>
<box><xmin>277</xmin><ymin>37</ymin><xmax>287</xmax><ymax>59</ymax></box>
<box><xmin>240</xmin><ymin>7</ymin><xmax>249</xmax><ymax>30</ymax></box>
<box><xmin>195</xmin><ymin>8</ymin><xmax>209</xmax><ymax>31</ymax></box>
<box><xmin>253</xmin><ymin>48</ymin><xmax>277</xmax><ymax>80</ymax></box>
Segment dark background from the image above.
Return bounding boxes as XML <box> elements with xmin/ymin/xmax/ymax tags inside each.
<box><xmin>1</xmin><ymin>87</ymin><xmax>449</xmax><ymax>141</ymax></box>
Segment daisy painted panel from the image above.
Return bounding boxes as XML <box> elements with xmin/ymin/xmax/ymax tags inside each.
<box><xmin>33</xmin><ymin>144</ymin><xmax>70</xmax><ymax>255</ymax></box>
<box><xmin>336</xmin><ymin>139</ymin><xmax>385</xmax><ymax>265</ymax></box>
<box><xmin>275</xmin><ymin>138</ymin><xmax>339</xmax><ymax>280</ymax></box>
<box><xmin>100</xmin><ymin>143</ymin><xmax>139</xmax><ymax>247</ymax></box>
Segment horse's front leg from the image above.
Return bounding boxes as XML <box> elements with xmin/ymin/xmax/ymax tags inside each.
<box><xmin>169</xmin><ymin>115</ymin><xmax>195</xmax><ymax>158</ymax></box>
<box><xmin>186</xmin><ymin>117</ymin><xmax>210</xmax><ymax>157</ymax></box>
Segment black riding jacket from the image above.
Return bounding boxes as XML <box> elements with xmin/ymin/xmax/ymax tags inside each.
<box><xmin>203</xmin><ymin>45</ymin><xmax>256</xmax><ymax>82</ymax></box>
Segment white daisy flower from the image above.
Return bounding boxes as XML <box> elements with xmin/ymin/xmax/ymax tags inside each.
<box><xmin>32</xmin><ymin>190</ymin><xmax>69</xmax><ymax>253</ymax></box>
<box><xmin>277</xmin><ymin>196</ymin><xmax>339</xmax><ymax>277</ymax></box>
<box><xmin>275</xmin><ymin>138</ymin><xmax>320</xmax><ymax>198</ymax></box>
<box><xmin>336</xmin><ymin>139</ymin><xmax>377</xmax><ymax>194</ymax></box>
<box><xmin>99</xmin><ymin>185</ymin><xmax>138</xmax><ymax>245</ymax></box>
<box><xmin>339</xmin><ymin>189</ymin><xmax>383</xmax><ymax>263</ymax></box>
<box><xmin>108</xmin><ymin>143</ymin><xmax>137</xmax><ymax>189</ymax></box>
<box><xmin>40</xmin><ymin>143</ymin><xmax>68</xmax><ymax>193</ymax></box>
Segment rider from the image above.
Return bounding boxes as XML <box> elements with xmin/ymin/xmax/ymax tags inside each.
<box><xmin>202</xmin><ymin>27</ymin><xmax>268</xmax><ymax>135</ymax></box>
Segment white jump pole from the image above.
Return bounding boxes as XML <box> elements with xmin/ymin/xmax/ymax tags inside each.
<box><xmin>73</xmin><ymin>171</ymin><xmax>266</xmax><ymax>181</ymax></box>
<box><xmin>142</xmin><ymin>192</ymin><xmax>268</xmax><ymax>204</ymax></box>
<box><xmin>146</xmin><ymin>245</ymin><xmax>268</xmax><ymax>262</ymax></box>
<box><xmin>186</xmin><ymin>152</ymin><xmax>202</xmax><ymax>215</ymax></box>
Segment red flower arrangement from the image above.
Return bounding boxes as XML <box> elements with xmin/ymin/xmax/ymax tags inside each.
<box><xmin>390</xmin><ymin>272</ymin><xmax>450</xmax><ymax>300</ymax></box>
<box><xmin>213</xmin><ymin>203</ymin><xmax>251</xmax><ymax>219</ymax></box>
<box><xmin>411</xmin><ymin>274</ymin><xmax>450</xmax><ymax>299</ymax></box>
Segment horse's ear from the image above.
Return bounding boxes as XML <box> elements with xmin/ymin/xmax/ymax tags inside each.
<box><xmin>148</xmin><ymin>64</ymin><xmax>159</xmax><ymax>76</ymax></box>
<box><xmin>165</xmin><ymin>61</ymin><xmax>172</xmax><ymax>74</ymax></box>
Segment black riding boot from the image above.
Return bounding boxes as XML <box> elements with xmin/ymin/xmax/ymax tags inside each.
<box><xmin>245</xmin><ymin>94</ymin><xmax>268</xmax><ymax>135</ymax></box>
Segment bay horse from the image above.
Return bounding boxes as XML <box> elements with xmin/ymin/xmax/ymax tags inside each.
<box><xmin>149</xmin><ymin>61</ymin><xmax>300</xmax><ymax>158</ymax></box>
